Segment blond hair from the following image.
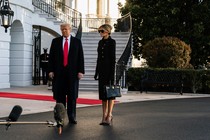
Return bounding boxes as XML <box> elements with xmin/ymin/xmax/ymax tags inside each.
<box><xmin>98</xmin><ymin>24</ymin><xmax>112</xmax><ymax>34</ymax></box>
<box><xmin>60</xmin><ymin>23</ymin><xmax>72</xmax><ymax>29</ymax></box>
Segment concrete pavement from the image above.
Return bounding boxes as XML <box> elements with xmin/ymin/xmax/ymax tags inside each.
<box><xmin>1</xmin><ymin>85</ymin><xmax>210</xmax><ymax>118</ymax></box>
<box><xmin>1</xmin><ymin>97</ymin><xmax>210</xmax><ymax>140</ymax></box>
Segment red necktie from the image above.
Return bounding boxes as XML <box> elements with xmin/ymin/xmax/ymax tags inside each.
<box><xmin>63</xmin><ymin>38</ymin><xmax>68</xmax><ymax>66</ymax></box>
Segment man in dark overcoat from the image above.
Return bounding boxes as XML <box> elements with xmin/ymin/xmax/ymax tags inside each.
<box><xmin>48</xmin><ymin>23</ymin><xmax>85</xmax><ymax>124</ymax></box>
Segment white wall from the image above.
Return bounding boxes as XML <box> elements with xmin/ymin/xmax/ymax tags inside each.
<box><xmin>0</xmin><ymin>0</ymin><xmax>62</xmax><ymax>89</ymax></box>
<box><xmin>0</xmin><ymin>32</ymin><xmax>11</xmax><ymax>88</ymax></box>
<box><xmin>0</xmin><ymin>1</ymin><xmax>33</xmax><ymax>88</ymax></box>
<box><xmin>9</xmin><ymin>1</ymin><xmax>34</xmax><ymax>87</ymax></box>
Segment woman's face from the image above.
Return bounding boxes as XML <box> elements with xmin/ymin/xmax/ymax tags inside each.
<box><xmin>98</xmin><ymin>28</ymin><xmax>109</xmax><ymax>38</ymax></box>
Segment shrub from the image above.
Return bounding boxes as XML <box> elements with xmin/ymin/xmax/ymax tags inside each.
<box><xmin>142</xmin><ymin>36</ymin><xmax>192</xmax><ymax>68</ymax></box>
<box><xmin>127</xmin><ymin>68</ymin><xmax>210</xmax><ymax>93</ymax></box>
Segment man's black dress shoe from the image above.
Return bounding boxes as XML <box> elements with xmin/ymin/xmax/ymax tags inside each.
<box><xmin>69</xmin><ymin>120</ymin><xmax>77</xmax><ymax>124</ymax></box>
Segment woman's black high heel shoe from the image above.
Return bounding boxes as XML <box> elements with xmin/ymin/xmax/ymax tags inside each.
<box><xmin>104</xmin><ymin>116</ymin><xmax>113</xmax><ymax>125</ymax></box>
<box><xmin>99</xmin><ymin>118</ymin><xmax>107</xmax><ymax>125</ymax></box>
<box><xmin>99</xmin><ymin>121</ymin><xmax>106</xmax><ymax>125</ymax></box>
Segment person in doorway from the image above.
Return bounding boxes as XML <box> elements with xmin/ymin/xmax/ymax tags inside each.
<box><xmin>94</xmin><ymin>24</ymin><xmax>116</xmax><ymax>125</ymax></box>
<box><xmin>48</xmin><ymin>23</ymin><xmax>85</xmax><ymax>124</ymax></box>
<box><xmin>40</xmin><ymin>48</ymin><xmax>49</xmax><ymax>85</ymax></box>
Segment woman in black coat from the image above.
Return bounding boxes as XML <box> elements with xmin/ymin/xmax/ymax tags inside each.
<box><xmin>94</xmin><ymin>24</ymin><xmax>116</xmax><ymax>125</ymax></box>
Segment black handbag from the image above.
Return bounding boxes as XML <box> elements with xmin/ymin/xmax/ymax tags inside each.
<box><xmin>105</xmin><ymin>63</ymin><xmax>122</xmax><ymax>98</ymax></box>
<box><xmin>106</xmin><ymin>84</ymin><xmax>121</xmax><ymax>98</ymax></box>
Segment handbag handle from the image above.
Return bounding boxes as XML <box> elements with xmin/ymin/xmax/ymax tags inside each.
<box><xmin>109</xmin><ymin>81</ymin><xmax>113</xmax><ymax>88</ymax></box>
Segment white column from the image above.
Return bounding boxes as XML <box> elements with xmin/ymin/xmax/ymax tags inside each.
<box><xmin>97</xmin><ymin>0</ymin><xmax>102</xmax><ymax>18</ymax></box>
<box><xmin>106</xmin><ymin>0</ymin><xmax>110</xmax><ymax>17</ymax></box>
<box><xmin>105</xmin><ymin>0</ymin><xmax>110</xmax><ymax>24</ymax></box>
<box><xmin>87</xmin><ymin>0</ymin><xmax>90</xmax><ymax>17</ymax></box>
<box><xmin>66</xmin><ymin>0</ymin><xmax>73</xmax><ymax>8</ymax></box>
<box><xmin>65</xmin><ymin>0</ymin><xmax>69</xmax><ymax>7</ymax></box>
<box><xmin>74</xmin><ymin>0</ymin><xmax>78</xmax><ymax>10</ymax></box>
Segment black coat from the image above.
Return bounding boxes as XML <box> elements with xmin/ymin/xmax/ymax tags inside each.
<box><xmin>48</xmin><ymin>36</ymin><xmax>85</xmax><ymax>100</ymax></box>
<box><xmin>95</xmin><ymin>36</ymin><xmax>116</xmax><ymax>100</ymax></box>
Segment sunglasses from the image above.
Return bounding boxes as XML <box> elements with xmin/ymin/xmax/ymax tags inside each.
<box><xmin>98</xmin><ymin>30</ymin><xmax>106</xmax><ymax>33</ymax></box>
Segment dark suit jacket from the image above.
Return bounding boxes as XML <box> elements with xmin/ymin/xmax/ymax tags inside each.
<box><xmin>48</xmin><ymin>35</ymin><xmax>85</xmax><ymax>100</ymax></box>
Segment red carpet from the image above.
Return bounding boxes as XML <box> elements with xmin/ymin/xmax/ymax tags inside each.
<box><xmin>0</xmin><ymin>92</ymin><xmax>102</xmax><ymax>105</ymax></box>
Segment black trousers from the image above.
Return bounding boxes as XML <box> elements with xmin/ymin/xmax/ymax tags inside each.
<box><xmin>41</xmin><ymin>68</ymin><xmax>48</xmax><ymax>85</ymax></box>
<box><xmin>56</xmin><ymin>95</ymin><xmax>76</xmax><ymax>121</ymax></box>
<box><xmin>55</xmin><ymin>67</ymin><xmax>77</xmax><ymax>121</ymax></box>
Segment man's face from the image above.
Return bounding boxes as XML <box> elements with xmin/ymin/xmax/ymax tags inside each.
<box><xmin>61</xmin><ymin>25</ymin><xmax>71</xmax><ymax>37</ymax></box>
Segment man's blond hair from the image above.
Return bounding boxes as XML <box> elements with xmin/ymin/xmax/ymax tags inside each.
<box><xmin>60</xmin><ymin>23</ymin><xmax>72</xmax><ymax>29</ymax></box>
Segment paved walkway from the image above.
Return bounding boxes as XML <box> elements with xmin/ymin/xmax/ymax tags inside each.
<box><xmin>1</xmin><ymin>85</ymin><xmax>210</xmax><ymax>118</ymax></box>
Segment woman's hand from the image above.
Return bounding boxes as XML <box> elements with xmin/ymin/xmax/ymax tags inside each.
<box><xmin>94</xmin><ymin>73</ymin><xmax>98</xmax><ymax>80</ymax></box>
<box><xmin>78</xmin><ymin>72</ymin><xmax>84</xmax><ymax>80</ymax></box>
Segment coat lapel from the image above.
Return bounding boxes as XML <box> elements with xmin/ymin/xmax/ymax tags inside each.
<box><xmin>58</xmin><ymin>37</ymin><xmax>64</xmax><ymax>63</ymax></box>
<box><xmin>69</xmin><ymin>36</ymin><xmax>74</xmax><ymax>58</ymax></box>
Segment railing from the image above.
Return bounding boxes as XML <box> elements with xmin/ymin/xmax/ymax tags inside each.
<box><xmin>115</xmin><ymin>13</ymin><xmax>132</xmax><ymax>86</ymax></box>
<box><xmin>81</xmin><ymin>18</ymin><xmax>118</xmax><ymax>32</ymax></box>
<box><xmin>114</xmin><ymin>13</ymin><xmax>132</xmax><ymax>32</ymax></box>
<box><xmin>32</xmin><ymin>0</ymin><xmax>82</xmax><ymax>29</ymax></box>
<box><xmin>75</xmin><ymin>15</ymin><xmax>82</xmax><ymax>39</ymax></box>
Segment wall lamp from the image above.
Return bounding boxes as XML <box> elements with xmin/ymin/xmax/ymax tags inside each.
<box><xmin>0</xmin><ymin>0</ymin><xmax>14</xmax><ymax>33</ymax></box>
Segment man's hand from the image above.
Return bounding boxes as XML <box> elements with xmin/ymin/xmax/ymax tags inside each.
<box><xmin>49</xmin><ymin>72</ymin><xmax>54</xmax><ymax>79</ymax></box>
<box><xmin>78</xmin><ymin>73</ymin><xmax>84</xmax><ymax>80</ymax></box>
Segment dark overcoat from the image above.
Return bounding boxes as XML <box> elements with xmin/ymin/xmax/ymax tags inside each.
<box><xmin>95</xmin><ymin>36</ymin><xmax>116</xmax><ymax>100</ymax></box>
<box><xmin>48</xmin><ymin>36</ymin><xmax>84</xmax><ymax>100</ymax></box>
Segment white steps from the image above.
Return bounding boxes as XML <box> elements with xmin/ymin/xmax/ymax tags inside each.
<box><xmin>33</xmin><ymin>6</ymin><xmax>131</xmax><ymax>91</ymax></box>
<box><xmin>79</xmin><ymin>32</ymin><xmax>130</xmax><ymax>91</ymax></box>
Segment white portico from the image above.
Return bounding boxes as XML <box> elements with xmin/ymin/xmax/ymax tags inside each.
<box><xmin>73</xmin><ymin>0</ymin><xmax>125</xmax><ymax>18</ymax></box>
<box><xmin>0</xmin><ymin>0</ymin><xmax>127</xmax><ymax>89</ymax></box>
